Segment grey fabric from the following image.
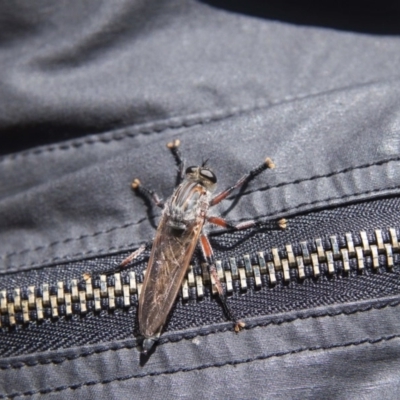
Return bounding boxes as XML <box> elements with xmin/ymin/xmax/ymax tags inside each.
<box><xmin>2</xmin><ymin>0</ymin><xmax>400</xmax><ymax>271</ymax></box>
<box><xmin>1</xmin><ymin>297</ymin><xmax>400</xmax><ymax>398</ymax></box>
<box><xmin>1</xmin><ymin>0</ymin><xmax>400</xmax><ymax>398</ymax></box>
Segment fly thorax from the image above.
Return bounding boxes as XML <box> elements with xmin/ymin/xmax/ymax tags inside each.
<box><xmin>166</xmin><ymin>181</ymin><xmax>208</xmax><ymax>231</ymax></box>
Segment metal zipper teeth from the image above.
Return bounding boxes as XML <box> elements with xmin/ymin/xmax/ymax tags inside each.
<box><xmin>0</xmin><ymin>227</ymin><xmax>399</xmax><ymax>328</ymax></box>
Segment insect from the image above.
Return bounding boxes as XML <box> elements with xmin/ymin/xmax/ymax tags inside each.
<box><xmin>120</xmin><ymin>140</ymin><xmax>285</xmax><ymax>354</ymax></box>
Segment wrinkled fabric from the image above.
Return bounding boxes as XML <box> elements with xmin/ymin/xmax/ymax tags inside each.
<box><xmin>1</xmin><ymin>1</ymin><xmax>400</xmax><ymax>398</ymax></box>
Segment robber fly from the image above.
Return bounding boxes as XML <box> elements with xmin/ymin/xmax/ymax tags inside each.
<box><xmin>119</xmin><ymin>140</ymin><xmax>285</xmax><ymax>354</ymax></box>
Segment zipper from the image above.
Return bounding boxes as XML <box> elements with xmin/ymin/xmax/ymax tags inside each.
<box><xmin>0</xmin><ymin>227</ymin><xmax>398</xmax><ymax>328</ymax></box>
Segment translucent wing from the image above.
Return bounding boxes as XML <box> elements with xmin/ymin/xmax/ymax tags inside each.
<box><xmin>138</xmin><ymin>212</ymin><xmax>203</xmax><ymax>338</ymax></box>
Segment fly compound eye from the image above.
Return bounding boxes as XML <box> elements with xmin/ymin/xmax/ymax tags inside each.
<box><xmin>185</xmin><ymin>166</ymin><xmax>198</xmax><ymax>175</ymax></box>
<box><xmin>199</xmin><ymin>168</ymin><xmax>217</xmax><ymax>183</ymax></box>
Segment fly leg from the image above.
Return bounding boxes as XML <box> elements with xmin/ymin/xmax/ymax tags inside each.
<box><xmin>131</xmin><ymin>179</ymin><xmax>164</xmax><ymax>209</ymax></box>
<box><xmin>131</xmin><ymin>178</ymin><xmax>165</xmax><ymax>230</ymax></box>
<box><xmin>119</xmin><ymin>243</ymin><xmax>148</xmax><ymax>269</ymax></box>
<box><xmin>84</xmin><ymin>178</ymin><xmax>161</xmax><ymax>279</ymax></box>
<box><xmin>200</xmin><ymin>233</ymin><xmax>245</xmax><ymax>332</ymax></box>
<box><xmin>132</xmin><ymin>139</ymin><xmax>184</xmax><ymax>207</ymax></box>
<box><xmin>210</xmin><ymin>157</ymin><xmax>275</xmax><ymax>206</ymax></box>
<box><xmin>167</xmin><ymin>139</ymin><xmax>185</xmax><ymax>186</ymax></box>
<box><xmin>131</xmin><ymin>139</ymin><xmax>184</xmax><ymax>208</ymax></box>
<box><xmin>207</xmin><ymin>216</ymin><xmax>287</xmax><ymax>230</ymax></box>
<box><xmin>83</xmin><ymin>242</ymin><xmax>150</xmax><ymax>281</ymax></box>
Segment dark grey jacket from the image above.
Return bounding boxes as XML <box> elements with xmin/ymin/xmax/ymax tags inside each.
<box><xmin>1</xmin><ymin>1</ymin><xmax>400</xmax><ymax>398</ymax></box>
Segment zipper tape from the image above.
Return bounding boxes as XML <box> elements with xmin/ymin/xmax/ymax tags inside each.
<box><xmin>0</xmin><ymin>228</ymin><xmax>398</xmax><ymax>328</ymax></box>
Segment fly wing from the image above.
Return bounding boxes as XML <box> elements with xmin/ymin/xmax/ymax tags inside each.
<box><xmin>138</xmin><ymin>213</ymin><xmax>203</xmax><ymax>338</ymax></box>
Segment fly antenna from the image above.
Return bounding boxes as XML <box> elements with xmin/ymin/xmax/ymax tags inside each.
<box><xmin>202</xmin><ymin>158</ymin><xmax>209</xmax><ymax>167</ymax></box>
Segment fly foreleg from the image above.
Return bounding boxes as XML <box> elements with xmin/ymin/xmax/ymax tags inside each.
<box><xmin>210</xmin><ymin>157</ymin><xmax>275</xmax><ymax>206</ymax></box>
<box><xmin>167</xmin><ymin>139</ymin><xmax>185</xmax><ymax>185</ymax></box>
<box><xmin>131</xmin><ymin>179</ymin><xmax>164</xmax><ymax>209</ymax></box>
<box><xmin>200</xmin><ymin>233</ymin><xmax>245</xmax><ymax>332</ymax></box>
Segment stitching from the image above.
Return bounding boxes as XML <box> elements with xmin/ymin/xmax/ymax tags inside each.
<box><xmin>0</xmin><ymin>297</ymin><xmax>399</xmax><ymax>371</ymax></box>
<box><xmin>3</xmin><ymin>218</ymin><xmax>147</xmax><ymax>259</ymax></box>
<box><xmin>0</xmin><ymin>99</ymin><xmax>269</xmax><ymax>164</ymax></box>
<box><xmin>3</xmin><ymin>334</ymin><xmax>399</xmax><ymax>398</ymax></box>
<box><xmin>252</xmin><ymin>182</ymin><xmax>400</xmax><ymax>219</ymax></box>
<box><xmin>4</xmin><ymin>180</ymin><xmax>400</xmax><ymax>272</ymax></box>
<box><xmin>3</xmin><ymin>154</ymin><xmax>400</xmax><ymax>266</ymax></box>
<box><xmin>0</xmin><ymin>77</ymin><xmax>395</xmax><ymax>165</ymax></box>
<box><xmin>254</xmin><ymin>154</ymin><xmax>400</xmax><ymax>195</ymax></box>
<box><xmin>3</xmin><ymin>241</ymin><xmax>142</xmax><ymax>273</ymax></box>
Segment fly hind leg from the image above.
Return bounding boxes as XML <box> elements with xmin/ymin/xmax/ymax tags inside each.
<box><xmin>119</xmin><ymin>243</ymin><xmax>148</xmax><ymax>269</ymax></box>
<box><xmin>200</xmin><ymin>233</ymin><xmax>245</xmax><ymax>332</ymax></box>
<box><xmin>83</xmin><ymin>242</ymin><xmax>150</xmax><ymax>281</ymax></box>
<box><xmin>207</xmin><ymin>216</ymin><xmax>287</xmax><ymax>231</ymax></box>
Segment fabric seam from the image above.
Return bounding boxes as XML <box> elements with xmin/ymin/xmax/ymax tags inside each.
<box><xmin>2</xmin><ymin>334</ymin><xmax>399</xmax><ymax>399</ymax></box>
<box><xmin>0</xmin><ymin>77</ymin><xmax>396</xmax><ymax>165</ymax></box>
<box><xmin>2</xmin><ymin>154</ymin><xmax>400</xmax><ymax>262</ymax></box>
<box><xmin>0</xmin><ymin>297</ymin><xmax>399</xmax><ymax>371</ymax></box>
<box><xmin>3</xmin><ymin>180</ymin><xmax>400</xmax><ymax>272</ymax></box>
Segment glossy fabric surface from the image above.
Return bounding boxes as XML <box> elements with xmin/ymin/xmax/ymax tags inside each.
<box><xmin>1</xmin><ymin>1</ymin><xmax>400</xmax><ymax>398</ymax></box>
